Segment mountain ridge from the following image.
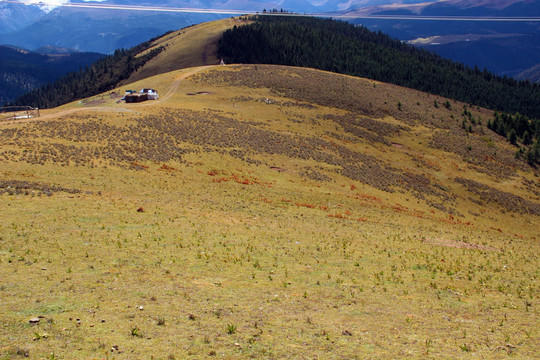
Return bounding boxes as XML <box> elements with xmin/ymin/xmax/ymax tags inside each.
<box><xmin>5</xmin><ymin>62</ymin><xmax>539</xmax><ymax>225</ymax></box>
<box><xmin>7</xmin><ymin>15</ymin><xmax>539</xmax><ymax>168</ymax></box>
<box><xmin>217</xmin><ymin>16</ymin><xmax>540</xmax><ymax>120</ymax></box>
<box><xmin>2</xmin><ymin>0</ymin><xmax>539</xmax><ymax>82</ymax></box>
<box><xmin>0</xmin><ymin>30</ymin><xmax>539</xmax><ymax>358</ymax></box>
<box><xmin>0</xmin><ymin>1</ymin><xmax>44</xmax><ymax>34</ymax></box>
<box><xmin>346</xmin><ymin>0</ymin><xmax>540</xmax><ymax>80</ymax></box>
<box><xmin>0</xmin><ymin>5</ymin><xmax>224</xmax><ymax>54</ymax></box>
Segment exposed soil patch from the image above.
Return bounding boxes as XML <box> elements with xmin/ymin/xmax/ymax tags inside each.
<box><xmin>186</xmin><ymin>91</ymin><xmax>212</xmax><ymax>96</ymax></box>
<box><xmin>423</xmin><ymin>238</ymin><xmax>498</xmax><ymax>251</ymax></box>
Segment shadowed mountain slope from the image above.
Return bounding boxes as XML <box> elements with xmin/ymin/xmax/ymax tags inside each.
<box><xmin>0</xmin><ymin>45</ymin><xmax>104</xmax><ymax>105</ymax></box>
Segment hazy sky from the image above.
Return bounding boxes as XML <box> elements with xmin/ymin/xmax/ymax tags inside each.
<box><xmin>8</xmin><ymin>0</ymin><xmax>537</xmax><ymax>18</ymax></box>
<box><xmin>13</xmin><ymin>0</ymin><xmax>432</xmax><ymax>13</ymax></box>
<box><xmin>19</xmin><ymin>0</ymin><xmax>105</xmax><ymax>12</ymax></box>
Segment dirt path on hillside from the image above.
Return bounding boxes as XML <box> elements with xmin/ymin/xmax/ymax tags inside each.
<box><xmin>160</xmin><ymin>65</ymin><xmax>211</xmax><ymax>102</ymax></box>
<box><xmin>1</xmin><ymin>107</ymin><xmax>121</xmax><ymax>125</ymax></box>
<box><xmin>1</xmin><ymin>66</ymin><xmax>213</xmax><ymax>126</ymax></box>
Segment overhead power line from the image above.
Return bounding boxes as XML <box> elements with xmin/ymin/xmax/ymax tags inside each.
<box><xmin>1</xmin><ymin>0</ymin><xmax>540</xmax><ymax>21</ymax></box>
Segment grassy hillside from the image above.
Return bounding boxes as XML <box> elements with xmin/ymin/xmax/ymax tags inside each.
<box><xmin>10</xmin><ymin>15</ymin><xmax>539</xmax><ymax>165</ymax></box>
<box><xmin>126</xmin><ymin>18</ymin><xmax>249</xmax><ymax>84</ymax></box>
<box><xmin>0</xmin><ymin>64</ymin><xmax>538</xmax><ymax>359</ymax></box>
<box><xmin>7</xmin><ymin>18</ymin><xmax>246</xmax><ymax>110</ymax></box>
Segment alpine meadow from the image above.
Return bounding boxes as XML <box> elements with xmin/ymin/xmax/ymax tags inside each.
<box><xmin>0</xmin><ymin>15</ymin><xmax>539</xmax><ymax>359</ymax></box>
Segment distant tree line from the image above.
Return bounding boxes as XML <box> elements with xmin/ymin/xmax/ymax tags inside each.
<box><xmin>262</xmin><ymin>9</ymin><xmax>293</xmax><ymax>14</ymax></box>
<box><xmin>217</xmin><ymin>16</ymin><xmax>540</xmax><ymax>120</ymax></box>
<box><xmin>8</xmin><ymin>38</ymin><xmax>165</xmax><ymax>109</ymax></box>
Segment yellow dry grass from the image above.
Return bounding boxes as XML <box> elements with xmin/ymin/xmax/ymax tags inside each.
<box><xmin>0</xmin><ymin>64</ymin><xmax>538</xmax><ymax>359</ymax></box>
<box><xmin>127</xmin><ymin>17</ymin><xmax>250</xmax><ymax>84</ymax></box>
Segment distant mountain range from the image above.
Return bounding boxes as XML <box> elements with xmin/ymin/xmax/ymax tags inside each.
<box><xmin>345</xmin><ymin>0</ymin><xmax>540</xmax><ymax>80</ymax></box>
<box><xmin>0</xmin><ymin>1</ymin><xmax>44</xmax><ymax>34</ymax></box>
<box><xmin>516</xmin><ymin>63</ymin><xmax>540</xmax><ymax>83</ymax></box>
<box><xmin>6</xmin><ymin>13</ymin><xmax>539</xmax><ymax>165</ymax></box>
<box><xmin>1</xmin><ymin>0</ymin><xmax>539</xmax><ymax>82</ymax></box>
<box><xmin>0</xmin><ymin>2</ymin><xmax>225</xmax><ymax>54</ymax></box>
<box><xmin>0</xmin><ymin>0</ymin><xmax>351</xmax><ymax>50</ymax></box>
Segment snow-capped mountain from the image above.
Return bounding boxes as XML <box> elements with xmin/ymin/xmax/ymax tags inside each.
<box><xmin>0</xmin><ymin>1</ymin><xmax>44</xmax><ymax>34</ymax></box>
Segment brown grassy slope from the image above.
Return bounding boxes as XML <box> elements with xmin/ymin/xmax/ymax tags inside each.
<box><xmin>126</xmin><ymin>17</ymin><xmax>249</xmax><ymax>84</ymax></box>
<box><xmin>190</xmin><ymin>65</ymin><xmax>539</xmax><ymax>215</ymax></box>
<box><xmin>0</xmin><ymin>65</ymin><xmax>539</xmax><ymax>359</ymax></box>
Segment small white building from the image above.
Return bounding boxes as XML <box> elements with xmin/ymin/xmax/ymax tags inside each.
<box><xmin>140</xmin><ymin>88</ymin><xmax>159</xmax><ymax>100</ymax></box>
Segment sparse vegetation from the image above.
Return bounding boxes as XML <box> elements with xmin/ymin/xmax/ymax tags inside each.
<box><xmin>0</xmin><ymin>61</ymin><xmax>538</xmax><ymax>359</ymax></box>
<box><xmin>130</xmin><ymin>326</ymin><xmax>143</xmax><ymax>338</ymax></box>
<box><xmin>226</xmin><ymin>323</ymin><xmax>237</xmax><ymax>335</ymax></box>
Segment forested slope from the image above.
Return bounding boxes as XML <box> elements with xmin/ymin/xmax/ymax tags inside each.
<box><xmin>218</xmin><ymin>16</ymin><xmax>540</xmax><ymax>120</ymax></box>
<box><xmin>8</xmin><ymin>38</ymin><xmax>165</xmax><ymax>109</ymax></box>
<box><xmin>0</xmin><ymin>46</ymin><xmax>103</xmax><ymax>105</ymax></box>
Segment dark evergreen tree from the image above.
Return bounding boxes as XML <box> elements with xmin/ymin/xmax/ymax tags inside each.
<box><xmin>507</xmin><ymin>129</ymin><xmax>518</xmax><ymax>145</ymax></box>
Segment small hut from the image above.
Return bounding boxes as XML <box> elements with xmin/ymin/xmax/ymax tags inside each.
<box><xmin>123</xmin><ymin>88</ymin><xmax>159</xmax><ymax>103</ymax></box>
<box><xmin>125</xmin><ymin>93</ymin><xmax>147</xmax><ymax>103</ymax></box>
<box><xmin>140</xmin><ymin>88</ymin><xmax>159</xmax><ymax>100</ymax></box>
